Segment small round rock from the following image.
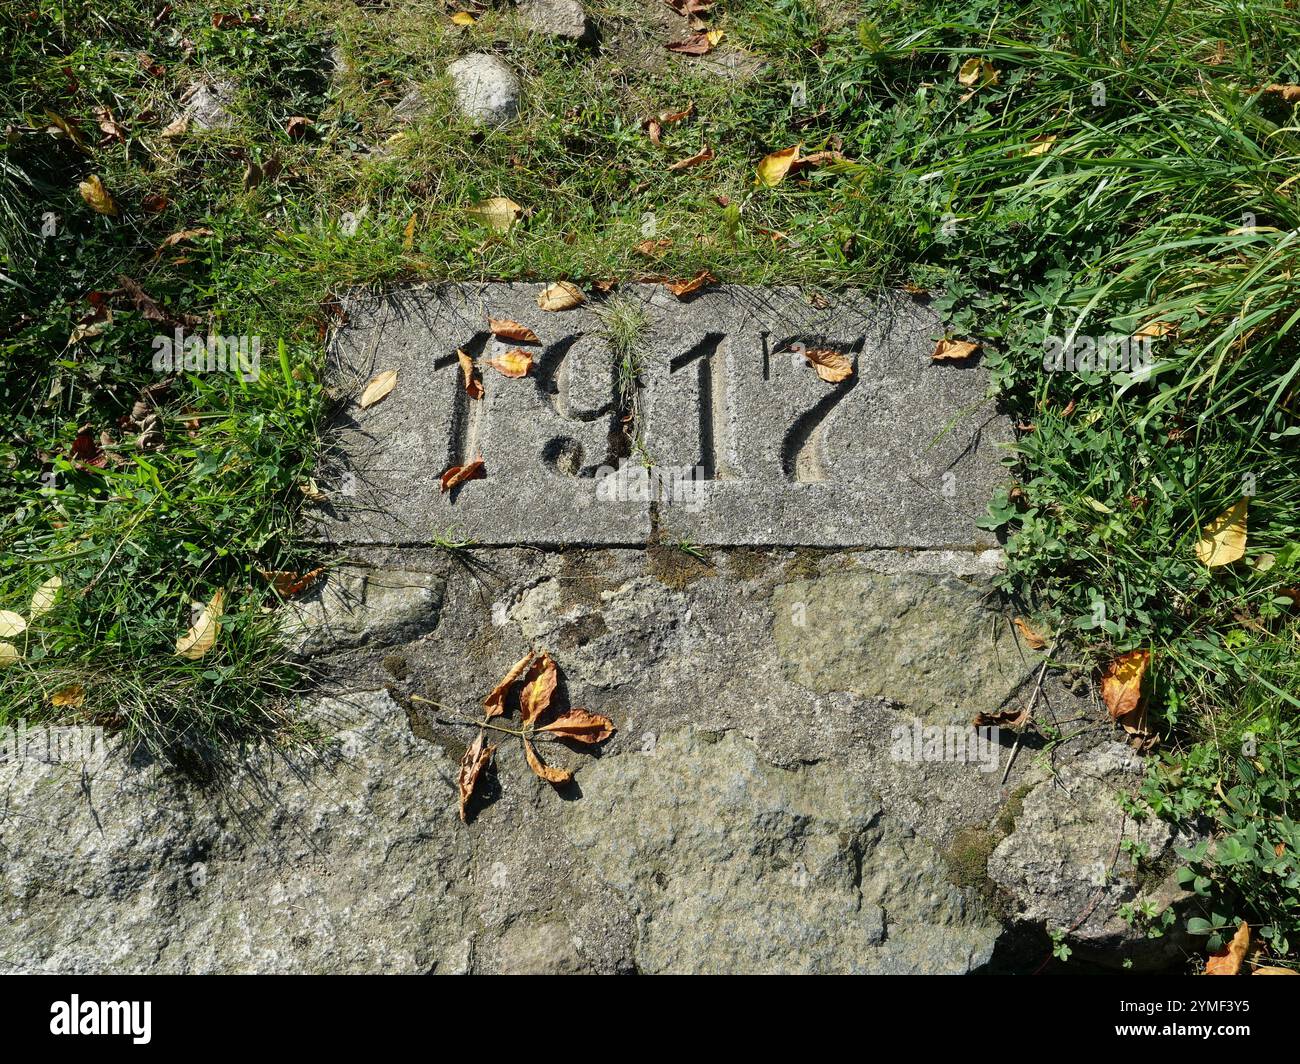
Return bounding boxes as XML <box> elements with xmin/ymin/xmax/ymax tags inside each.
<box><xmin>446</xmin><ymin>53</ymin><xmax>521</xmax><ymax>127</ymax></box>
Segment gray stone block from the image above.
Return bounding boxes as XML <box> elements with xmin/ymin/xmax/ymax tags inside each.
<box><xmin>314</xmin><ymin>283</ymin><xmax>1010</xmax><ymax>547</ymax></box>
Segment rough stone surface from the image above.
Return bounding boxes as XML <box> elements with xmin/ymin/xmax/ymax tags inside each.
<box><xmin>177</xmin><ymin>78</ymin><xmax>237</xmax><ymax>131</ymax></box>
<box><xmin>447</xmin><ymin>54</ymin><xmax>521</xmax><ymax>126</ymax></box>
<box><xmin>516</xmin><ymin>0</ymin><xmax>592</xmax><ymax>41</ymax></box>
<box><xmin>988</xmin><ymin>742</ymin><xmax>1196</xmax><ymax>969</ymax></box>
<box><xmin>0</xmin><ymin>546</ymin><xmax>1195</xmax><ymax>973</ymax></box>
<box><xmin>315</xmin><ymin>283</ymin><xmax>1009</xmax><ymax>547</ymax></box>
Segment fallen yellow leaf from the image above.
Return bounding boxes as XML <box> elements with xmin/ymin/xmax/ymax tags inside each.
<box><xmin>486</xmin><ymin>349</ymin><xmax>533</xmax><ymax>377</ymax></box>
<box><xmin>0</xmin><ymin>610</ymin><xmax>27</xmax><ymax>638</ymax></box>
<box><xmin>958</xmin><ymin>57</ymin><xmax>999</xmax><ymax>88</ymax></box>
<box><xmin>175</xmin><ymin>589</ymin><xmax>224</xmax><ymax>660</ymax></box>
<box><xmin>31</xmin><ymin>576</ymin><xmax>63</xmax><ymax>619</ymax></box>
<box><xmin>450</xmin><ymin>10</ymin><xmax>476</xmax><ymax>25</ymax></box>
<box><xmin>0</xmin><ymin>642</ymin><xmax>20</xmax><ymax>666</ymax></box>
<box><xmin>50</xmin><ymin>683</ymin><xmax>86</xmax><ymax>708</ymax></box>
<box><xmin>359</xmin><ymin>369</ymin><xmax>398</xmax><ymax>408</ymax></box>
<box><xmin>1195</xmin><ymin>497</ymin><xmax>1248</xmax><ymax>567</ymax></box>
<box><xmin>756</xmin><ymin>144</ymin><xmax>800</xmax><ymax>187</ymax></box>
<box><xmin>537</xmin><ymin>281</ymin><xmax>584</xmax><ymax>311</ymax></box>
<box><xmin>78</xmin><ymin>175</ymin><xmax>118</xmax><ymax>216</ymax></box>
<box><xmin>467</xmin><ymin>196</ymin><xmax>522</xmax><ymax>234</ymax></box>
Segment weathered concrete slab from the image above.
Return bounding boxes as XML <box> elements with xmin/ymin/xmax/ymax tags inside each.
<box><xmin>313</xmin><ymin>283</ymin><xmax>1009</xmax><ymax>547</ymax></box>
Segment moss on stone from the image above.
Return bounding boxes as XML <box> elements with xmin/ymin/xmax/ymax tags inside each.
<box><xmin>646</xmin><ymin>544</ymin><xmax>714</xmax><ymax>590</ymax></box>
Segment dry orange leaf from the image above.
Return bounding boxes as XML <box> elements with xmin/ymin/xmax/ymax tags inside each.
<box><xmin>260</xmin><ymin>567</ymin><xmax>326</xmax><ymax>597</ymax></box>
<box><xmin>440</xmin><ymin>457</ymin><xmax>486</xmax><ymax>492</ymax></box>
<box><xmin>932</xmin><ymin>338</ymin><xmax>980</xmax><ymax>363</ymax></box>
<box><xmin>457</xmin><ymin>730</ymin><xmax>496</xmax><ymax>822</ymax></box>
<box><xmin>487</xmin><ymin>318</ymin><xmax>540</xmax><ymax>344</ymax></box>
<box><xmin>667</xmin><ymin>145</ymin><xmax>714</xmax><ymax>171</ymax></box>
<box><xmin>537</xmin><ymin>707</ymin><xmax>616</xmax><ymax>744</ymax></box>
<box><xmin>1204</xmin><ymin>921</ymin><xmax>1250</xmax><ymax>975</ymax></box>
<box><xmin>802</xmin><ymin>347</ymin><xmax>853</xmax><ymax>383</ymax></box>
<box><xmin>665</xmin><ymin>270</ymin><xmax>716</xmax><ymax>298</ymax></box>
<box><xmin>1101</xmin><ymin>649</ymin><xmax>1150</xmax><ymax>724</ymax></box>
<box><xmin>518</xmin><ymin>652</ymin><xmax>558</xmax><ymax>724</ymax></box>
<box><xmin>483</xmin><ymin>651</ymin><xmax>535</xmax><ymax>719</ymax></box>
<box><xmin>1013</xmin><ymin>616</ymin><xmax>1048</xmax><ymax>650</ymax></box>
<box><xmin>524</xmin><ymin>738</ymin><xmax>573</xmax><ymax>785</ymax></box>
<box><xmin>537</xmin><ymin>281</ymin><xmax>584</xmax><ymax>311</ymax></box>
<box><xmin>457</xmin><ymin>348</ymin><xmax>484</xmax><ymax>398</ymax></box>
<box><xmin>486</xmin><ymin>349</ymin><xmax>533</xmax><ymax>377</ymax></box>
<box><xmin>1253</xmin><ymin>966</ymin><xmax>1298</xmax><ymax>975</ymax></box>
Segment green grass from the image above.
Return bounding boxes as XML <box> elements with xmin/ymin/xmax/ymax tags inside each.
<box><xmin>1</xmin><ymin>0</ymin><xmax>1297</xmax><ymax>964</ymax></box>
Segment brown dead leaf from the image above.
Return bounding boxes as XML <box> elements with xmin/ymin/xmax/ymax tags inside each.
<box><xmin>1013</xmin><ymin>616</ymin><xmax>1048</xmax><ymax>650</ymax></box>
<box><xmin>70</xmin><ymin>427</ymin><xmax>108</xmax><ymax>468</ymax></box>
<box><xmin>487</xmin><ymin>318</ymin><xmax>540</xmax><ymax>344</ymax></box>
<box><xmin>1101</xmin><ymin>649</ymin><xmax>1150</xmax><ymax>727</ymax></box>
<box><xmin>635</xmin><ymin>238</ymin><xmax>673</xmax><ymax>257</ymax></box>
<box><xmin>440</xmin><ymin>457</ymin><xmax>486</xmax><ymax>493</ymax></box>
<box><xmin>537</xmin><ymin>708</ymin><xmax>616</xmax><ymax>744</ymax></box>
<box><xmin>486</xmin><ymin>349</ymin><xmax>533</xmax><ymax>377</ymax></box>
<box><xmin>791</xmin><ymin>150</ymin><xmax>846</xmax><ymax>171</ymax></box>
<box><xmin>1253</xmin><ymin>966</ymin><xmax>1298</xmax><ymax>975</ymax></box>
<box><xmin>457</xmin><ymin>730</ymin><xmax>496</xmax><ymax>822</ymax></box>
<box><xmin>93</xmin><ymin>106</ymin><xmax>127</xmax><ymax>143</ymax></box>
<box><xmin>160</xmin><ymin>113</ymin><xmax>189</xmax><ymax>138</ymax></box>
<box><xmin>665</xmin><ymin>270</ymin><xmax>715</xmax><ymax>298</ymax></box>
<box><xmin>801</xmin><ymin>347</ymin><xmax>853</xmax><ymax>383</ymax></box>
<box><xmin>537</xmin><ymin>281</ymin><xmax>584</xmax><ymax>311</ymax></box>
<box><xmin>523</xmin><ymin>738</ymin><xmax>573</xmax><ymax>785</ymax></box>
<box><xmin>518</xmin><ymin>652</ymin><xmax>558</xmax><ymax>724</ymax></box>
<box><xmin>284</xmin><ymin>115</ymin><xmax>312</xmax><ymax>138</ymax></box>
<box><xmin>932</xmin><ymin>338</ymin><xmax>980</xmax><ymax>363</ymax></box>
<box><xmin>457</xmin><ymin>348</ymin><xmax>484</xmax><ymax>398</ymax></box>
<box><xmin>1262</xmin><ymin>84</ymin><xmax>1300</xmax><ymax>104</ymax></box>
<box><xmin>117</xmin><ymin>274</ymin><xmax>167</xmax><ymax>323</ymax></box>
<box><xmin>152</xmin><ymin>227</ymin><xmax>213</xmax><ymax>259</ymax></box>
<box><xmin>973</xmin><ymin>706</ymin><xmax>1031</xmax><ymax>730</ymax></box>
<box><xmin>666</xmin><ymin>31</ymin><xmax>720</xmax><ymax>55</ymax></box>
<box><xmin>259</xmin><ymin>567</ymin><xmax>326</xmax><ymax>597</ymax></box>
<box><xmin>1204</xmin><ymin>921</ymin><xmax>1250</xmax><ymax>975</ymax></box>
<box><xmin>665</xmin><ymin>0</ymin><xmax>713</xmax><ymax>16</ymax></box>
<box><xmin>667</xmin><ymin>145</ymin><xmax>714</xmax><ymax>171</ymax></box>
<box><xmin>483</xmin><ymin>651</ymin><xmax>535</xmax><ymax>719</ymax></box>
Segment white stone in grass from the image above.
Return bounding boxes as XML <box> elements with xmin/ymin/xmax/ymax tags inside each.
<box><xmin>446</xmin><ymin>53</ymin><xmax>521</xmax><ymax>127</ymax></box>
<box><xmin>516</xmin><ymin>0</ymin><xmax>592</xmax><ymax>42</ymax></box>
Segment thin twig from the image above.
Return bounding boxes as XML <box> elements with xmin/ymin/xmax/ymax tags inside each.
<box><xmin>1001</xmin><ymin>639</ymin><xmax>1058</xmax><ymax>786</ymax></box>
